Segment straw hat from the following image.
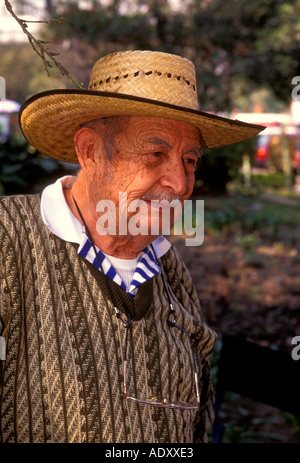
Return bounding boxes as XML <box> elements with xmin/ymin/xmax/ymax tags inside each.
<box><xmin>19</xmin><ymin>50</ymin><xmax>264</xmax><ymax>164</ymax></box>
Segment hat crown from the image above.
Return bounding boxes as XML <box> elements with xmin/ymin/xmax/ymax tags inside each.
<box><xmin>88</xmin><ymin>50</ymin><xmax>199</xmax><ymax>111</ymax></box>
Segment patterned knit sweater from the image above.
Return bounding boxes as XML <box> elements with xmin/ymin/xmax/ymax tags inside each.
<box><xmin>0</xmin><ymin>194</ymin><xmax>216</xmax><ymax>443</ymax></box>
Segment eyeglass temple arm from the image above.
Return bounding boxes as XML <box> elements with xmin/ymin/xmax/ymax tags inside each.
<box><xmin>167</xmin><ymin>320</ymin><xmax>201</xmax><ymax>404</ymax></box>
<box><xmin>122</xmin><ymin>321</ymin><xmax>131</xmax><ymax>396</ymax></box>
<box><xmin>194</xmin><ymin>371</ymin><xmax>200</xmax><ymax>403</ymax></box>
<box><xmin>123</xmin><ymin>360</ymin><xmax>128</xmax><ymax>395</ymax></box>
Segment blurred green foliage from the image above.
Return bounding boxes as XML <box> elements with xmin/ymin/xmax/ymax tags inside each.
<box><xmin>195</xmin><ymin>137</ymin><xmax>257</xmax><ymax>194</ymax></box>
<box><xmin>0</xmin><ymin>138</ymin><xmax>75</xmax><ymax>196</ymax></box>
<box><xmin>5</xmin><ymin>0</ymin><xmax>299</xmax><ymax>110</ymax></box>
<box><xmin>251</xmin><ymin>172</ymin><xmax>294</xmax><ymax>188</ymax></box>
<box><xmin>0</xmin><ymin>140</ymin><xmax>29</xmax><ymax>195</ymax></box>
<box><xmin>203</xmin><ymin>192</ymin><xmax>300</xmax><ymax>249</ymax></box>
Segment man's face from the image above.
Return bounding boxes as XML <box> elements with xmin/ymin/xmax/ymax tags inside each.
<box><xmin>90</xmin><ymin>116</ymin><xmax>201</xmax><ymax>237</ymax></box>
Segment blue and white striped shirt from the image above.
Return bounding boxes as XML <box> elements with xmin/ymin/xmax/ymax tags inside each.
<box><xmin>78</xmin><ymin>233</ymin><xmax>161</xmax><ymax>297</ymax></box>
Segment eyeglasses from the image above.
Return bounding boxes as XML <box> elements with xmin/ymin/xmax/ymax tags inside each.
<box><xmin>120</xmin><ymin>309</ymin><xmax>200</xmax><ymax>410</ymax></box>
<box><xmin>72</xmin><ymin>197</ymin><xmax>200</xmax><ymax>411</ymax></box>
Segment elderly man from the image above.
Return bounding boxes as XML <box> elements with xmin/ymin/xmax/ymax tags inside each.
<box><xmin>0</xmin><ymin>50</ymin><xmax>262</xmax><ymax>443</ymax></box>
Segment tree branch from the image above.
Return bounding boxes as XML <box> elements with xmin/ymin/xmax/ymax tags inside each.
<box><xmin>4</xmin><ymin>0</ymin><xmax>84</xmax><ymax>89</ymax></box>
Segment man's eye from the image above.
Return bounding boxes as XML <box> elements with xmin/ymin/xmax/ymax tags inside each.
<box><xmin>145</xmin><ymin>152</ymin><xmax>163</xmax><ymax>162</ymax></box>
<box><xmin>185</xmin><ymin>157</ymin><xmax>197</xmax><ymax>167</ymax></box>
<box><xmin>151</xmin><ymin>151</ymin><xmax>163</xmax><ymax>157</ymax></box>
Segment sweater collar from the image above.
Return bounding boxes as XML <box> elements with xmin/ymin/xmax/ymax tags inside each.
<box><xmin>80</xmin><ymin>252</ymin><xmax>156</xmax><ymax>321</ymax></box>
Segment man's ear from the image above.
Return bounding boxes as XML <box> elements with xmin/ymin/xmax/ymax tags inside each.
<box><xmin>73</xmin><ymin>127</ymin><xmax>98</xmax><ymax>171</ymax></box>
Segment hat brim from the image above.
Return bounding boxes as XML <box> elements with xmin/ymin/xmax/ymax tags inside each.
<box><xmin>19</xmin><ymin>89</ymin><xmax>264</xmax><ymax>164</ymax></box>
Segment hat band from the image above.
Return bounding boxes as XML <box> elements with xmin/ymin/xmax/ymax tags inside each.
<box><xmin>88</xmin><ymin>68</ymin><xmax>199</xmax><ymax>110</ymax></box>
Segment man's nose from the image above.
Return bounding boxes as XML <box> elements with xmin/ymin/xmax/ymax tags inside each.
<box><xmin>160</xmin><ymin>161</ymin><xmax>188</xmax><ymax>197</ymax></box>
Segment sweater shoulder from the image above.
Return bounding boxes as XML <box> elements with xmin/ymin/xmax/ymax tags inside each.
<box><xmin>0</xmin><ymin>194</ymin><xmax>44</xmax><ymax>249</ymax></box>
<box><xmin>160</xmin><ymin>244</ymin><xmax>194</xmax><ymax>291</ymax></box>
<box><xmin>160</xmin><ymin>243</ymin><xmax>200</xmax><ymax>310</ymax></box>
<box><xmin>0</xmin><ymin>193</ymin><xmax>41</xmax><ymax>210</ymax></box>
<box><xmin>0</xmin><ymin>194</ymin><xmax>42</xmax><ymax>224</ymax></box>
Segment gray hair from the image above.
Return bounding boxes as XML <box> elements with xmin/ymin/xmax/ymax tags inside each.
<box><xmin>82</xmin><ymin>116</ymin><xmax>130</xmax><ymax>160</ymax></box>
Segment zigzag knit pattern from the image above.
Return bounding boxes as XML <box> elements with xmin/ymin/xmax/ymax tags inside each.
<box><xmin>0</xmin><ymin>194</ymin><xmax>216</xmax><ymax>443</ymax></box>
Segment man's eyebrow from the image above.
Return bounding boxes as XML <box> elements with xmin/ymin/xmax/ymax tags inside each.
<box><xmin>184</xmin><ymin>147</ymin><xmax>203</xmax><ymax>159</ymax></box>
<box><xmin>145</xmin><ymin>136</ymin><xmax>171</xmax><ymax>148</ymax></box>
<box><xmin>145</xmin><ymin>136</ymin><xmax>202</xmax><ymax>159</ymax></box>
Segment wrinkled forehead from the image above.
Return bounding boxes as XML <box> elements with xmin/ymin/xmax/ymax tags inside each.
<box><xmin>113</xmin><ymin>115</ymin><xmax>203</xmax><ymax>146</ymax></box>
